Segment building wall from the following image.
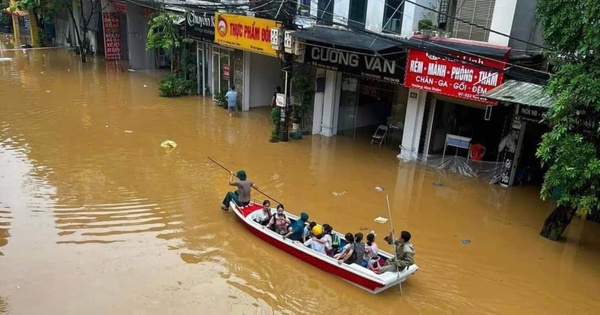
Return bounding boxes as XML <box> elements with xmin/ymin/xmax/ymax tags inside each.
<box><xmin>248</xmin><ymin>53</ymin><xmax>282</xmax><ymax>107</ymax></box>
<box><xmin>488</xmin><ymin>0</ymin><xmax>518</xmax><ymax>46</ymax></box>
<box><xmin>126</xmin><ymin>3</ymin><xmax>155</xmax><ymax>69</ymax></box>
<box><xmin>507</xmin><ymin>0</ymin><xmax>543</xmax><ymax>54</ymax></box>
<box><xmin>365</xmin><ymin>0</ymin><xmax>385</xmax><ymax>33</ymax></box>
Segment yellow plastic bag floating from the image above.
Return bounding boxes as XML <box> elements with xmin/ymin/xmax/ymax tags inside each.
<box><xmin>160</xmin><ymin>140</ymin><xmax>177</xmax><ymax>149</ymax></box>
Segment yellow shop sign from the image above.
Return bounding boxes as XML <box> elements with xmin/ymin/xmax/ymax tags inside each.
<box><xmin>215</xmin><ymin>13</ymin><xmax>282</xmax><ymax>57</ymax></box>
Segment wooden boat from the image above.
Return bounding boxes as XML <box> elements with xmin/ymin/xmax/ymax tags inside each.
<box><xmin>229</xmin><ymin>201</ymin><xmax>419</xmax><ymax>294</ymax></box>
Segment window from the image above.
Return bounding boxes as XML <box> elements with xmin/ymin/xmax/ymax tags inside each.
<box><xmin>317</xmin><ymin>0</ymin><xmax>334</xmax><ymax>25</ymax></box>
<box><xmin>383</xmin><ymin>0</ymin><xmax>404</xmax><ymax>33</ymax></box>
<box><xmin>348</xmin><ymin>0</ymin><xmax>368</xmax><ymax>29</ymax></box>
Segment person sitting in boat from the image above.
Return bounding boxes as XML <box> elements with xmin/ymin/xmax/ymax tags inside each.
<box><xmin>365</xmin><ymin>232</ymin><xmax>380</xmax><ymax>270</ymax></box>
<box><xmin>335</xmin><ymin>233</ymin><xmax>356</xmax><ymax>265</ymax></box>
<box><xmin>221</xmin><ymin>170</ymin><xmax>257</xmax><ymax>211</ymax></box>
<box><xmin>283</xmin><ymin>212</ymin><xmax>309</xmax><ymax>241</ymax></box>
<box><xmin>267</xmin><ymin>204</ymin><xmax>290</xmax><ymax>235</ymax></box>
<box><xmin>374</xmin><ymin>230</ymin><xmax>415</xmax><ymax>274</ymax></box>
<box><xmin>304</xmin><ymin>221</ymin><xmax>323</xmax><ymax>242</ymax></box>
<box><xmin>353</xmin><ymin>233</ymin><xmax>367</xmax><ymax>266</ymax></box>
<box><xmin>312</xmin><ymin>223</ymin><xmax>334</xmax><ymax>256</ymax></box>
<box><xmin>309</xmin><ymin>225</ymin><xmax>327</xmax><ymax>255</ymax></box>
<box><xmin>250</xmin><ymin>200</ymin><xmax>272</xmax><ymax>226</ymax></box>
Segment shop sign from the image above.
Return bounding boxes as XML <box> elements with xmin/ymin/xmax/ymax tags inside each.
<box><xmin>223</xmin><ymin>64</ymin><xmax>230</xmax><ymax>81</ymax></box>
<box><xmin>102</xmin><ymin>12</ymin><xmax>121</xmax><ymax>61</ymax></box>
<box><xmin>404</xmin><ymin>49</ymin><xmax>505</xmax><ymax>105</ymax></box>
<box><xmin>185</xmin><ymin>11</ymin><xmax>214</xmax><ymax>42</ymax></box>
<box><xmin>303</xmin><ymin>44</ymin><xmax>403</xmax><ymax>84</ymax></box>
<box><xmin>109</xmin><ymin>0</ymin><xmax>127</xmax><ymax>14</ymax></box>
<box><xmin>275</xmin><ymin>93</ymin><xmax>286</xmax><ymax>107</ymax></box>
<box><xmin>215</xmin><ymin>13</ymin><xmax>281</xmax><ymax>57</ymax></box>
<box><xmin>518</xmin><ymin>105</ymin><xmax>546</xmax><ymax>123</ymax></box>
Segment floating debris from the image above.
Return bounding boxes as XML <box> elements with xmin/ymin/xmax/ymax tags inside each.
<box><xmin>160</xmin><ymin>140</ymin><xmax>177</xmax><ymax>149</ymax></box>
<box><xmin>332</xmin><ymin>191</ymin><xmax>347</xmax><ymax>196</ymax></box>
<box><xmin>374</xmin><ymin>217</ymin><xmax>388</xmax><ymax>224</ymax></box>
<box><xmin>143</xmin><ymin>84</ymin><xmax>147</xmax><ymax>88</ymax></box>
<box><xmin>124</xmin><ymin>130</ymin><xmax>133</xmax><ymax>133</ymax></box>
<box><xmin>375</xmin><ymin>186</ymin><xmax>384</xmax><ymax>191</ymax></box>
<box><xmin>460</xmin><ymin>239</ymin><xmax>471</xmax><ymax>245</ymax></box>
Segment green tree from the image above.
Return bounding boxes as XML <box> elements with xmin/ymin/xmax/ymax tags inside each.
<box><xmin>11</xmin><ymin>0</ymin><xmax>104</xmax><ymax>63</ymax></box>
<box><xmin>536</xmin><ymin>0</ymin><xmax>600</xmax><ymax>240</ymax></box>
<box><xmin>146</xmin><ymin>12</ymin><xmax>184</xmax><ymax>73</ymax></box>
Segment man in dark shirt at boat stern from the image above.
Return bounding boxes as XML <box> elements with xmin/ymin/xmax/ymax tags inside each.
<box><xmin>375</xmin><ymin>230</ymin><xmax>415</xmax><ymax>274</ymax></box>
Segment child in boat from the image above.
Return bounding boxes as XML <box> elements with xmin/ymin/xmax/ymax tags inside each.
<box><xmin>309</xmin><ymin>225</ymin><xmax>327</xmax><ymax>255</ymax></box>
<box><xmin>335</xmin><ymin>233</ymin><xmax>356</xmax><ymax>265</ymax></box>
<box><xmin>364</xmin><ymin>232</ymin><xmax>380</xmax><ymax>269</ymax></box>
<box><xmin>266</xmin><ymin>204</ymin><xmax>290</xmax><ymax>235</ymax></box>
<box><xmin>250</xmin><ymin>200</ymin><xmax>271</xmax><ymax>226</ymax></box>
<box><xmin>312</xmin><ymin>223</ymin><xmax>334</xmax><ymax>256</ymax></box>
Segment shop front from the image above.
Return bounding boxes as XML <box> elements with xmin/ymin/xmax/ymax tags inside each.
<box><xmin>185</xmin><ymin>10</ymin><xmax>215</xmax><ymax>95</ymax></box>
<box><xmin>292</xmin><ymin>27</ymin><xmax>407</xmax><ymax>141</ymax></box>
<box><xmin>213</xmin><ymin>13</ymin><xmax>283</xmax><ymax>111</ymax></box>
<box><xmin>399</xmin><ymin>37</ymin><xmax>512</xmax><ymax>182</ymax></box>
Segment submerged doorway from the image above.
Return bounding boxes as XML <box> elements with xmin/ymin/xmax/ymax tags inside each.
<box><xmin>212</xmin><ymin>47</ymin><xmax>232</xmax><ymax>95</ymax></box>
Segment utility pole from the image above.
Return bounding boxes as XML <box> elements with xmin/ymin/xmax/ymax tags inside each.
<box><xmin>277</xmin><ymin>0</ymin><xmax>295</xmax><ymax>142</ymax></box>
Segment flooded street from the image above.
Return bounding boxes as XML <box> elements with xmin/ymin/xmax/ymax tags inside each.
<box><xmin>1</xmin><ymin>42</ymin><xmax>600</xmax><ymax>314</ymax></box>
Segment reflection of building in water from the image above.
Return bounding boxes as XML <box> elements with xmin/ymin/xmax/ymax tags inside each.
<box><xmin>0</xmin><ymin>203</ymin><xmax>10</xmax><ymax>256</ymax></box>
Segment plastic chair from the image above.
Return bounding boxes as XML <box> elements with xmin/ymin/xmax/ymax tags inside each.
<box><xmin>370</xmin><ymin>125</ymin><xmax>388</xmax><ymax>147</ymax></box>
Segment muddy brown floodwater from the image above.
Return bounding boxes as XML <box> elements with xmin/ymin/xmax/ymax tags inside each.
<box><xmin>1</xmin><ymin>38</ymin><xmax>600</xmax><ymax>314</ymax></box>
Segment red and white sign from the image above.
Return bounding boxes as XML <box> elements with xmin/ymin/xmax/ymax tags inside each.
<box><xmin>223</xmin><ymin>64</ymin><xmax>230</xmax><ymax>81</ymax></box>
<box><xmin>110</xmin><ymin>0</ymin><xmax>127</xmax><ymax>14</ymax></box>
<box><xmin>404</xmin><ymin>49</ymin><xmax>505</xmax><ymax>105</ymax></box>
<box><xmin>102</xmin><ymin>12</ymin><xmax>121</xmax><ymax>61</ymax></box>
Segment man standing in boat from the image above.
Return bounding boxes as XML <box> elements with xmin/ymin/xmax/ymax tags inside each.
<box><xmin>221</xmin><ymin>170</ymin><xmax>256</xmax><ymax>211</ymax></box>
<box><xmin>375</xmin><ymin>230</ymin><xmax>415</xmax><ymax>274</ymax></box>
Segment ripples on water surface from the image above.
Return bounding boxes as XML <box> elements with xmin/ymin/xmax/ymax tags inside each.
<box><xmin>1</xmin><ymin>40</ymin><xmax>600</xmax><ymax>314</ymax></box>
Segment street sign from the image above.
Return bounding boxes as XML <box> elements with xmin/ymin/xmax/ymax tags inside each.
<box><xmin>276</xmin><ymin>93</ymin><xmax>286</xmax><ymax>107</ymax></box>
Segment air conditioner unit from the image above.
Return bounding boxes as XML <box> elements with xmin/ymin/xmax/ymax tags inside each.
<box><xmin>271</xmin><ymin>28</ymin><xmax>283</xmax><ymax>51</ymax></box>
<box><xmin>284</xmin><ymin>30</ymin><xmax>294</xmax><ymax>50</ymax></box>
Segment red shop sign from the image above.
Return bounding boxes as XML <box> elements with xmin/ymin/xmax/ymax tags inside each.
<box><xmin>223</xmin><ymin>64</ymin><xmax>230</xmax><ymax>81</ymax></box>
<box><xmin>102</xmin><ymin>12</ymin><xmax>121</xmax><ymax>61</ymax></box>
<box><xmin>404</xmin><ymin>49</ymin><xmax>505</xmax><ymax>105</ymax></box>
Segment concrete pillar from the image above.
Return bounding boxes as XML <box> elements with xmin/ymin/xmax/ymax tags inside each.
<box><xmin>488</xmin><ymin>0</ymin><xmax>518</xmax><ymax>46</ymax></box>
<box><xmin>126</xmin><ymin>3</ymin><xmax>154</xmax><ymax>69</ymax></box>
<box><xmin>311</xmin><ymin>68</ymin><xmax>325</xmax><ymax>135</ymax></box>
<box><xmin>319</xmin><ymin>70</ymin><xmax>341</xmax><ymax>137</ymax></box>
<box><xmin>29</xmin><ymin>14</ymin><xmax>39</xmax><ymax>47</ymax></box>
<box><xmin>398</xmin><ymin>89</ymin><xmax>427</xmax><ymax>160</ymax></box>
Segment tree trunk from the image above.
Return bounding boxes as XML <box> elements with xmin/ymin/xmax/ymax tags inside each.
<box><xmin>540</xmin><ymin>205</ymin><xmax>576</xmax><ymax>241</ymax></box>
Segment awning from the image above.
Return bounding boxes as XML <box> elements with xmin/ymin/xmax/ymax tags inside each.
<box><xmin>2</xmin><ymin>8</ymin><xmax>29</xmax><ymax>17</ymax></box>
<box><xmin>480</xmin><ymin>79</ymin><xmax>555</xmax><ymax>108</ymax></box>
<box><xmin>291</xmin><ymin>27</ymin><xmax>404</xmax><ymax>55</ymax></box>
<box><xmin>406</xmin><ymin>35</ymin><xmax>511</xmax><ymax>60</ymax></box>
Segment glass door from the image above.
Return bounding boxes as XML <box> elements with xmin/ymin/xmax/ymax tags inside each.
<box><xmin>212</xmin><ymin>51</ymin><xmax>220</xmax><ymax>96</ymax></box>
<box><xmin>337</xmin><ymin>75</ymin><xmax>359</xmax><ymax>138</ymax></box>
<box><xmin>212</xmin><ymin>48</ymin><xmax>231</xmax><ymax>95</ymax></box>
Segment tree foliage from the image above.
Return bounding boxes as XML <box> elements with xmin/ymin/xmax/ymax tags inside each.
<box><xmin>536</xmin><ymin>0</ymin><xmax>600</xmax><ymax>215</ymax></box>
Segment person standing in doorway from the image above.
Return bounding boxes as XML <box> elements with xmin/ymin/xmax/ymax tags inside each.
<box><xmin>271</xmin><ymin>86</ymin><xmax>282</xmax><ymax>108</ymax></box>
<box><xmin>226</xmin><ymin>86</ymin><xmax>238</xmax><ymax>117</ymax></box>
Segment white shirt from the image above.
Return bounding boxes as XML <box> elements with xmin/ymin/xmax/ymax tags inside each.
<box><xmin>250</xmin><ymin>210</ymin><xmax>270</xmax><ymax>224</ymax></box>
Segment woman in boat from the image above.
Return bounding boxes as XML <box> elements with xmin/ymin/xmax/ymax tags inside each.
<box><xmin>250</xmin><ymin>200</ymin><xmax>272</xmax><ymax>226</ymax></box>
<box><xmin>335</xmin><ymin>233</ymin><xmax>356</xmax><ymax>265</ymax></box>
<box><xmin>266</xmin><ymin>204</ymin><xmax>290</xmax><ymax>235</ymax></box>
<box><xmin>364</xmin><ymin>232</ymin><xmax>380</xmax><ymax>270</ymax></box>
<box><xmin>221</xmin><ymin>170</ymin><xmax>257</xmax><ymax>211</ymax></box>
<box><xmin>353</xmin><ymin>233</ymin><xmax>367</xmax><ymax>266</ymax></box>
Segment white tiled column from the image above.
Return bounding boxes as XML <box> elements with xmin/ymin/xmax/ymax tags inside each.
<box><xmin>320</xmin><ymin>70</ymin><xmax>341</xmax><ymax>137</ymax></box>
<box><xmin>398</xmin><ymin>89</ymin><xmax>427</xmax><ymax>160</ymax></box>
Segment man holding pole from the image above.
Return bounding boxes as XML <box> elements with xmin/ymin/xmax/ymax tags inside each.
<box><xmin>221</xmin><ymin>170</ymin><xmax>257</xmax><ymax>211</ymax></box>
<box><xmin>374</xmin><ymin>230</ymin><xmax>415</xmax><ymax>274</ymax></box>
